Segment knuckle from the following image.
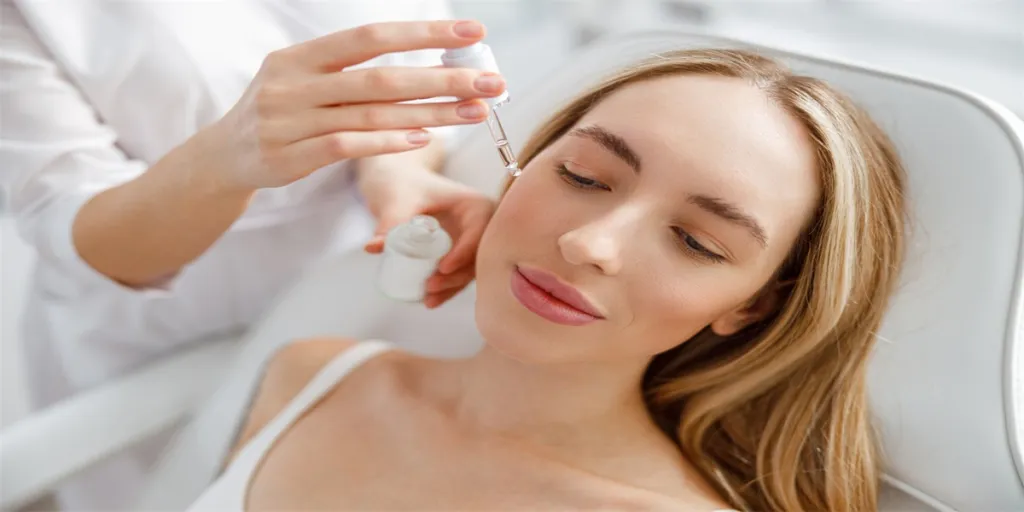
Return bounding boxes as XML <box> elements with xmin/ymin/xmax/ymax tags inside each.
<box><xmin>447</xmin><ymin>70</ymin><xmax>470</xmax><ymax>92</ymax></box>
<box><xmin>388</xmin><ymin>132</ymin><xmax>411</xmax><ymax>151</ymax></box>
<box><xmin>325</xmin><ymin>133</ymin><xmax>350</xmax><ymax>157</ymax></box>
<box><xmin>428</xmin><ymin>21</ymin><xmax>451</xmax><ymax>39</ymax></box>
<box><xmin>363</xmin><ymin>68</ymin><xmax>393</xmax><ymax>91</ymax></box>
<box><xmin>355</xmin><ymin>23</ymin><xmax>387</xmax><ymax>45</ymax></box>
<box><xmin>434</xmin><ymin>105</ymin><xmax>456</xmax><ymax>125</ymax></box>
<box><xmin>261</xmin><ymin>49</ymin><xmax>290</xmax><ymax>73</ymax></box>
<box><xmin>360</xmin><ymin>106</ymin><xmax>388</xmax><ymax>127</ymax></box>
<box><xmin>260</xmin><ymin>50</ymin><xmax>280</xmax><ymax>69</ymax></box>
<box><xmin>258</xmin><ymin>136</ymin><xmax>289</xmax><ymax>170</ymax></box>
<box><xmin>254</xmin><ymin>84</ymin><xmax>287</xmax><ymax>116</ymax></box>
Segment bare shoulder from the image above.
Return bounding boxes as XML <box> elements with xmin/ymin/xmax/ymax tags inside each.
<box><xmin>227</xmin><ymin>337</ymin><xmax>358</xmax><ymax>462</ymax></box>
<box><xmin>603</xmin><ymin>484</ymin><xmax>736</xmax><ymax>512</ymax></box>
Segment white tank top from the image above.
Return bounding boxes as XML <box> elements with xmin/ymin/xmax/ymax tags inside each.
<box><xmin>185</xmin><ymin>340</ymin><xmax>393</xmax><ymax>511</ymax></box>
<box><xmin>185</xmin><ymin>340</ymin><xmax>742</xmax><ymax>512</ymax></box>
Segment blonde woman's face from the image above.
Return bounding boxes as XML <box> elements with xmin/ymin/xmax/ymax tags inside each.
<box><xmin>475</xmin><ymin>75</ymin><xmax>822</xmax><ymax>363</ymax></box>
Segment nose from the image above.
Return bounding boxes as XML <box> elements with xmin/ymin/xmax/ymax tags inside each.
<box><xmin>558</xmin><ymin>217</ymin><xmax>624</xmax><ymax>275</ymax></box>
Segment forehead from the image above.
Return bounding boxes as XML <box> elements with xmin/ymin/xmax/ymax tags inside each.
<box><xmin>579</xmin><ymin>74</ymin><xmax>814</xmax><ymax>177</ymax></box>
<box><xmin>572</xmin><ymin>74</ymin><xmax>821</xmax><ymax>229</ymax></box>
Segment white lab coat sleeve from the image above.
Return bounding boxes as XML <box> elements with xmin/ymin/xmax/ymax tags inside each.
<box><xmin>0</xmin><ymin>1</ymin><xmax>177</xmax><ymax>298</ymax></box>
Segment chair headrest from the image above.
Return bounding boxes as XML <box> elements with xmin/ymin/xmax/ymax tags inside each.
<box><xmin>445</xmin><ymin>30</ymin><xmax>1024</xmax><ymax>511</ymax></box>
<box><xmin>144</xmin><ymin>30</ymin><xmax>1024</xmax><ymax>511</ymax></box>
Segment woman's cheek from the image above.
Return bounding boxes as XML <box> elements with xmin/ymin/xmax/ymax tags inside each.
<box><xmin>628</xmin><ymin>269</ymin><xmax>739</xmax><ymax>338</ymax></box>
<box><xmin>497</xmin><ymin>176</ymin><xmax>568</xmax><ymax>237</ymax></box>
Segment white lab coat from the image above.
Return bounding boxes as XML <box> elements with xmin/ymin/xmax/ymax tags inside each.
<box><xmin>1</xmin><ymin>0</ymin><xmax>454</xmax><ymax>509</ymax></box>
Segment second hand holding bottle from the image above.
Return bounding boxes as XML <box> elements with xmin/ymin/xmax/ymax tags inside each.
<box><xmin>376</xmin><ymin>43</ymin><xmax>515</xmax><ymax>305</ymax></box>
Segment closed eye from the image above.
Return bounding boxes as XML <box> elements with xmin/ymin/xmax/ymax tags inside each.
<box><xmin>556</xmin><ymin>164</ymin><xmax>725</xmax><ymax>263</ymax></box>
<box><xmin>557</xmin><ymin>164</ymin><xmax>611</xmax><ymax>191</ymax></box>
<box><xmin>672</xmin><ymin>227</ymin><xmax>726</xmax><ymax>263</ymax></box>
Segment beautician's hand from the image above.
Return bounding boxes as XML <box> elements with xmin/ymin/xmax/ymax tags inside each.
<box><xmin>206</xmin><ymin>20</ymin><xmax>504</xmax><ymax>191</ymax></box>
<box><xmin>360</xmin><ymin>166</ymin><xmax>495</xmax><ymax>308</ymax></box>
<box><xmin>68</xmin><ymin>20</ymin><xmax>504</xmax><ymax>288</ymax></box>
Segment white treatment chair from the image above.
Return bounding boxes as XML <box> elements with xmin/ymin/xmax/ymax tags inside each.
<box><xmin>2</xmin><ymin>30</ymin><xmax>1022</xmax><ymax>511</ymax></box>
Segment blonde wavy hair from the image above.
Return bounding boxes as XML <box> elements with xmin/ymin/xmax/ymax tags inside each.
<box><xmin>501</xmin><ymin>48</ymin><xmax>907</xmax><ymax>511</ymax></box>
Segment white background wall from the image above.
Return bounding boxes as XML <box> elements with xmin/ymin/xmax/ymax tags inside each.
<box><xmin>3</xmin><ymin>0</ymin><xmax>1022</xmax><ymax>427</ymax></box>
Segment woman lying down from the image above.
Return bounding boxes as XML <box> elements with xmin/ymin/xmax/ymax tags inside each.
<box><xmin>187</xmin><ymin>48</ymin><xmax>906</xmax><ymax>511</ymax></box>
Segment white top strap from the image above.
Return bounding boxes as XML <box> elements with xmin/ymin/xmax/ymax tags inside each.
<box><xmin>243</xmin><ymin>339</ymin><xmax>391</xmax><ymax>456</ymax></box>
<box><xmin>185</xmin><ymin>340</ymin><xmax>394</xmax><ymax>510</ymax></box>
<box><xmin>232</xmin><ymin>340</ymin><xmax>393</xmax><ymax>470</ymax></box>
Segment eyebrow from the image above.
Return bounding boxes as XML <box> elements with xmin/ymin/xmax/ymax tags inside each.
<box><xmin>688</xmin><ymin>194</ymin><xmax>769</xmax><ymax>247</ymax></box>
<box><xmin>568</xmin><ymin>125</ymin><xmax>767</xmax><ymax>248</ymax></box>
<box><xmin>568</xmin><ymin>125</ymin><xmax>642</xmax><ymax>172</ymax></box>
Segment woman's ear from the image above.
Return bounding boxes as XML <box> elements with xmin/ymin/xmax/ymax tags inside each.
<box><xmin>710</xmin><ymin>279</ymin><xmax>794</xmax><ymax>336</ymax></box>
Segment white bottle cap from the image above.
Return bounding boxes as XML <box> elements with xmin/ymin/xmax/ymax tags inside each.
<box><xmin>385</xmin><ymin>215</ymin><xmax>451</xmax><ymax>258</ymax></box>
<box><xmin>407</xmin><ymin>215</ymin><xmax>440</xmax><ymax>244</ymax></box>
<box><xmin>376</xmin><ymin>215</ymin><xmax>452</xmax><ymax>302</ymax></box>
<box><xmin>441</xmin><ymin>42</ymin><xmax>509</xmax><ymax>107</ymax></box>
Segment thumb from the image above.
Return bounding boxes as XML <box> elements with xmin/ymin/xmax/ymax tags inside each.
<box><xmin>364</xmin><ymin>205</ymin><xmax>417</xmax><ymax>254</ymax></box>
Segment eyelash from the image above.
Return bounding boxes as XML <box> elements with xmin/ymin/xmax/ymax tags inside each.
<box><xmin>554</xmin><ymin>165</ymin><xmax>726</xmax><ymax>263</ymax></box>
<box><xmin>556</xmin><ymin>164</ymin><xmax>611</xmax><ymax>191</ymax></box>
<box><xmin>672</xmin><ymin>228</ymin><xmax>727</xmax><ymax>263</ymax></box>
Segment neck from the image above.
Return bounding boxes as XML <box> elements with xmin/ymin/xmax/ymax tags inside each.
<box><xmin>448</xmin><ymin>345</ymin><xmax>656</xmax><ymax>447</ymax></box>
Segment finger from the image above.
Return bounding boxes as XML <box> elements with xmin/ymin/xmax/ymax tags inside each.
<box><xmin>364</xmin><ymin>209</ymin><xmax>416</xmax><ymax>253</ymax></box>
<box><xmin>294</xmin><ymin>20</ymin><xmax>486</xmax><ymax>71</ymax></box>
<box><xmin>274</xmin><ymin>100</ymin><xmax>489</xmax><ymax>144</ymax></box>
<box><xmin>425</xmin><ymin>285</ymin><xmax>468</xmax><ymax>309</ymax></box>
<box><xmin>425</xmin><ymin>267</ymin><xmax>475</xmax><ymax>294</ymax></box>
<box><xmin>365</xmin><ymin>204</ymin><xmax>421</xmax><ymax>254</ymax></box>
<box><xmin>438</xmin><ymin>212</ymin><xmax>489</xmax><ymax>275</ymax></box>
<box><xmin>364</xmin><ymin>236</ymin><xmax>385</xmax><ymax>254</ymax></box>
<box><xmin>279</xmin><ymin>130</ymin><xmax>431</xmax><ymax>175</ymax></box>
<box><xmin>307</xmin><ymin>67</ymin><xmax>505</xmax><ymax>106</ymax></box>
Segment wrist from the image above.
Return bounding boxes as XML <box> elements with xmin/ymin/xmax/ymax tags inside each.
<box><xmin>182</xmin><ymin>122</ymin><xmax>260</xmax><ymax>201</ymax></box>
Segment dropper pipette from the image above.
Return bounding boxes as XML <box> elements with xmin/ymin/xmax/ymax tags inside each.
<box><xmin>441</xmin><ymin>42</ymin><xmax>520</xmax><ymax>177</ymax></box>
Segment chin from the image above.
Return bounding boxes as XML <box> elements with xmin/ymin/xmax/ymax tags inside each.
<box><xmin>474</xmin><ymin>275</ymin><xmax>542</xmax><ymax>363</ymax></box>
<box><xmin>473</xmin><ymin>266</ymin><xmax>584</xmax><ymax>365</ymax></box>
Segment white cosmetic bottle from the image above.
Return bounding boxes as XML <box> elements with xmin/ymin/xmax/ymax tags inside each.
<box><xmin>440</xmin><ymin>42</ymin><xmax>509</xmax><ymax>107</ymax></box>
<box><xmin>376</xmin><ymin>215</ymin><xmax>453</xmax><ymax>302</ymax></box>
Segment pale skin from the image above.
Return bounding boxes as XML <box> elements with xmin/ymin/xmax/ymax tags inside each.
<box><xmin>71</xmin><ymin>20</ymin><xmax>501</xmax><ymax>306</ymax></box>
<box><xmin>229</xmin><ymin>75</ymin><xmax>822</xmax><ymax>510</ymax></box>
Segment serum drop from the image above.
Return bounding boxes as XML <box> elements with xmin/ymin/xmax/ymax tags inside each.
<box><xmin>376</xmin><ymin>215</ymin><xmax>453</xmax><ymax>302</ymax></box>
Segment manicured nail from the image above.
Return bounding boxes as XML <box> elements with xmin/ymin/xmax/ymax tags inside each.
<box><xmin>474</xmin><ymin>74</ymin><xmax>505</xmax><ymax>93</ymax></box>
<box><xmin>407</xmin><ymin>130</ymin><xmax>431</xmax><ymax>144</ymax></box>
<box><xmin>453</xmin><ymin>21</ymin><xmax>484</xmax><ymax>38</ymax></box>
<box><xmin>456</xmin><ymin>102</ymin><xmax>487</xmax><ymax>119</ymax></box>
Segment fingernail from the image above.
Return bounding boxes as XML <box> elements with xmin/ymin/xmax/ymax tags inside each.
<box><xmin>456</xmin><ymin>102</ymin><xmax>487</xmax><ymax>119</ymax></box>
<box><xmin>474</xmin><ymin>74</ymin><xmax>505</xmax><ymax>93</ymax></box>
<box><xmin>453</xmin><ymin>21</ymin><xmax>484</xmax><ymax>38</ymax></box>
<box><xmin>406</xmin><ymin>130</ymin><xmax>431</xmax><ymax>144</ymax></box>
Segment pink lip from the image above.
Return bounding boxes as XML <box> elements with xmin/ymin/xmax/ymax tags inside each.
<box><xmin>510</xmin><ymin>266</ymin><xmax>605</xmax><ymax>326</ymax></box>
